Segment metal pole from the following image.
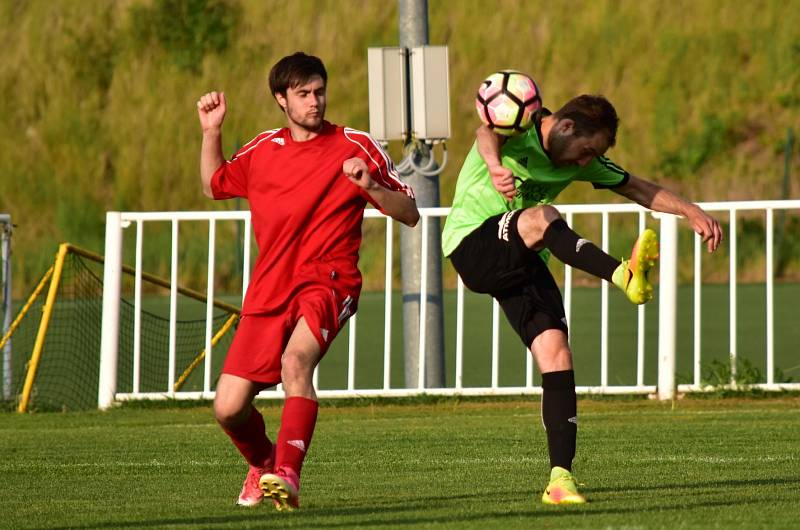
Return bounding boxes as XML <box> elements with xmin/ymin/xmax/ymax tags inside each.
<box><xmin>775</xmin><ymin>127</ymin><xmax>793</xmax><ymax>277</ymax></box>
<box><xmin>1</xmin><ymin>215</ymin><xmax>11</xmax><ymax>400</ymax></box>
<box><xmin>398</xmin><ymin>0</ymin><xmax>445</xmax><ymax>389</ymax></box>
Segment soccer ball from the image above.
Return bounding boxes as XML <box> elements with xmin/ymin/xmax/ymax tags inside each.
<box><xmin>475</xmin><ymin>70</ymin><xmax>542</xmax><ymax>136</ymax></box>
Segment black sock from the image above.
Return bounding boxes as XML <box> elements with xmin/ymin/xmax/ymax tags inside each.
<box><xmin>542</xmin><ymin>219</ymin><xmax>620</xmax><ymax>282</ymax></box>
<box><xmin>541</xmin><ymin>370</ymin><xmax>577</xmax><ymax>471</ymax></box>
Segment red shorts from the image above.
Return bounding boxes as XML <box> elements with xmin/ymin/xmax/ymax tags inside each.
<box><xmin>222</xmin><ymin>281</ymin><xmax>357</xmax><ymax>385</ymax></box>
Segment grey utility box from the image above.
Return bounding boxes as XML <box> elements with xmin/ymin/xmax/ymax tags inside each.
<box><xmin>410</xmin><ymin>45</ymin><xmax>450</xmax><ymax>141</ymax></box>
<box><xmin>368</xmin><ymin>47</ymin><xmax>408</xmax><ymax>141</ymax></box>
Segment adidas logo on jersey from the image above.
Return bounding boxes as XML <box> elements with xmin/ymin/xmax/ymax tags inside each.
<box><xmin>271</xmin><ymin>137</ymin><xmax>285</xmax><ymax>145</ymax></box>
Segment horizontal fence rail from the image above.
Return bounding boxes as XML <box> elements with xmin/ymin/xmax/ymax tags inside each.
<box><xmin>100</xmin><ymin>200</ymin><xmax>800</xmax><ymax>408</ymax></box>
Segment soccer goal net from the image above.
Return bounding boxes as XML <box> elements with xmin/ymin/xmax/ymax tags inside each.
<box><xmin>1</xmin><ymin>243</ymin><xmax>239</xmax><ymax>412</ymax></box>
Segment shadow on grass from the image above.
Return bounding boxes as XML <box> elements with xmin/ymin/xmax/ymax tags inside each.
<box><xmin>39</xmin><ymin>478</ymin><xmax>799</xmax><ymax>530</ymax></box>
<box><xmin>587</xmin><ymin>475</ymin><xmax>800</xmax><ymax>494</ymax></box>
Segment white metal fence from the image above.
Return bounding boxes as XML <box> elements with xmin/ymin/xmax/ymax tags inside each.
<box><xmin>99</xmin><ymin>200</ymin><xmax>800</xmax><ymax>408</ymax></box>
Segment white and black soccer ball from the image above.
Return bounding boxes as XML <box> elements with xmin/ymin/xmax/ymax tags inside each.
<box><xmin>476</xmin><ymin>70</ymin><xmax>542</xmax><ymax>136</ymax></box>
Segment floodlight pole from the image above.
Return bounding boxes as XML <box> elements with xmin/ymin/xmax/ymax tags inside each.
<box><xmin>398</xmin><ymin>0</ymin><xmax>445</xmax><ymax>389</ymax></box>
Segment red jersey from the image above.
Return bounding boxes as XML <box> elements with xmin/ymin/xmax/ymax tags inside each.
<box><xmin>211</xmin><ymin>121</ymin><xmax>414</xmax><ymax>316</ymax></box>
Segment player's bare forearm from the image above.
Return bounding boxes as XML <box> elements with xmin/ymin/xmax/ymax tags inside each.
<box><xmin>200</xmin><ymin>128</ymin><xmax>224</xmax><ymax>198</ymax></box>
<box><xmin>615</xmin><ymin>174</ymin><xmax>698</xmax><ymax>217</ymax></box>
<box><xmin>367</xmin><ymin>186</ymin><xmax>420</xmax><ymax>227</ymax></box>
<box><xmin>196</xmin><ymin>91</ymin><xmax>227</xmax><ymax>198</ymax></box>
<box><xmin>342</xmin><ymin>157</ymin><xmax>420</xmax><ymax>226</ymax></box>
<box><xmin>476</xmin><ymin>124</ymin><xmax>505</xmax><ymax>168</ymax></box>
<box><xmin>615</xmin><ymin>174</ymin><xmax>723</xmax><ymax>252</ymax></box>
<box><xmin>476</xmin><ymin>125</ymin><xmax>516</xmax><ymax>200</ymax></box>
<box><xmin>616</xmin><ymin>175</ymin><xmax>682</xmax><ymax>213</ymax></box>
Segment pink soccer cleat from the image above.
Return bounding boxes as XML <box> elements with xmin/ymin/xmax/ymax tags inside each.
<box><xmin>259</xmin><ymin>467</ymin><xmax>300</xmax><ymax>511</ymax></box>
<box><xmin>236</xmin><ymin>447</ymin><xmax>275</xmax><ymax>507</ymax></box>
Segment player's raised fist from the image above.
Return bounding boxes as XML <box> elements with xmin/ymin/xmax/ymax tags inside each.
<box><xmin>197</xmin><ymin>91</ymin><xmax>227</xmax><ymax>132</ymax></box>
<box><xmin>342</xmin><ymin>157</ymin><xmax>376</xmax><ymax>190</ymax></box>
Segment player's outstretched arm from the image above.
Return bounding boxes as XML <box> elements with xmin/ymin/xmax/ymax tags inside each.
<box><xmin>613</xmin><ymin>174</ymin><xmax>724</xmax><ymax>252</ymax></box>
<box><xmin>476</xmin><ymin>125</ymin><xmax>516</xmax><ymax>201</ymax></box>
<box><xmin>197</xmin><ymin>91</ymin><xmax>227</xmax><ymax>198</ymax></box>
<box><xmin>343</xmin><ymin>158</ymin><xmax>419</xmax><ymax>227</ymax></box>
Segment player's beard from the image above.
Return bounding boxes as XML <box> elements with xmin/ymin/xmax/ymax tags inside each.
<box><xmin>547</xmin><ymin>129</ymin><xmax>577</xmax><ymax>168</ymax></box>
<box><xmin>286</xmin><ymin>102</ymin><xmax>325</xmax><ymax>133</ymax></box>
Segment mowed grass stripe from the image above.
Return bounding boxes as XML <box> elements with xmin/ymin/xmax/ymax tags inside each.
<box><xmin>1</xmin><ymin>397</ymin><xmax>799</xmax><ymax>530</ymax></box>
<box><xmin>1</xmin><ymin>453</ymin><xmax>793</xmax><ymax>473</ymax></box>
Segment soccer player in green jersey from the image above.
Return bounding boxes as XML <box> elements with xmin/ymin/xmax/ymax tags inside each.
<box><xmin>442</xmin><ymin>94</ymin><xmax>722</xmax><ymax>504</ymax></box>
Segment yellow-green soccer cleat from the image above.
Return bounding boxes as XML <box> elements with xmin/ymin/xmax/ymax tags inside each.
<box><xmin>541</xmin><ymin>466</ymin><xmax>587</xmax><ymax>505</ymax></box>
<box><xmin>612</xmin><ymin>228</ymin><xmax>659</xmax><ymax>305</ymax></box>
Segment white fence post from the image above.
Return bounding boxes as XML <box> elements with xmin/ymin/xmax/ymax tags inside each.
<box><xmin>657</xmin><ymin>214</ymin><xmax>678</xmax><ymax>400</ymax></box>
<box><xmin>99</xmin><ymin>212</ymin><xmax>123</xmax><ymax>409</ymax></box>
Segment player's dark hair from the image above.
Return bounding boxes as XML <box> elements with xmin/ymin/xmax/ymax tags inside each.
<box><xmin>268</xmin><ymin>52</ymin><xmax>327</xmax><ymax>100</ymax></box>
<box><xmin>553</xmin><ymin>95</ymin><xmax>619</xmax><ymax>146</ymax></box>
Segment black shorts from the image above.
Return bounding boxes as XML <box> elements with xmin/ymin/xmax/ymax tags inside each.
<box><xmin>449</xmin><ymin>210</ymin><xmax>568</xmax><ymax>348</ymax></box>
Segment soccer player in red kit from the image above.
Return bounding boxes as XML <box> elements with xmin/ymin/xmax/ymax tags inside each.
<box><xmin>196</xmin><ymin>52</ymin><xmax>419</xmax><ymax>511</ymax></box>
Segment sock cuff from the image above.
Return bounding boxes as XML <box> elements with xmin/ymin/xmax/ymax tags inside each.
<box><xmin>285</xmin><ymin>396</ymin><xmax>319</xmax><ymax>410</ymax></box>
<box><xmin>281</xmin><ymin>396</ymin><xmax>319</xmax><ymax>431</ymax></box>
<box><xmin>542</xmin><ymin>219</ymin><xmax>570</xmax><ymax>247</ymax></box>
<box><xmin>541</xmin><ymin>369</ymin><xmax>575</xmax><ymax>390</ymax></box>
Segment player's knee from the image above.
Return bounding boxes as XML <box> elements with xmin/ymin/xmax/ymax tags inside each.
<box><xmin>280</xmin><ymin>352</ymin><xmax>313</xmax><ymax>386</ymax></box>
<box><xmin>213</xmin><ymin>399</ymin><xmax>250</xmax><ymax>429</ymax></box>
<box><xmin>531</xmin><ymin>204</ymin><xmax>562</xmax><ymax>225</ymax></box>
<box><xmin>518</xmin><ymin>205</ymin><xmax>562</xmax><ymax>248</ymax></box>
<box><xmin>538</xmin><ymin>347</ymin><xmax>573</xmax><ymax>372</ymax></box>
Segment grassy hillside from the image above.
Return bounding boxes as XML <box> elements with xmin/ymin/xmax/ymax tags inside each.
<box><xmin>1</xmin><ymin>0</ymin><xmax>798</xmax><ymax>295</ymax></box>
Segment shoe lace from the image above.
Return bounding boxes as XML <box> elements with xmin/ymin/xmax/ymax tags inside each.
<box><xmin>555</xmin><ymin>473</ymin><xmax>585</xmax><ymax>491</ymax></box>
<box><xmin>246</xmin><ymin>466</ymin><xmax>263</xmax><ymax>487</ymax></box>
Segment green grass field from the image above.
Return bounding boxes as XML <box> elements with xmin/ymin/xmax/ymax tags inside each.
<box><xmin>2</xmin><ymin>396</ymin><xmax>799</xmax><ymax>529</ymax></box>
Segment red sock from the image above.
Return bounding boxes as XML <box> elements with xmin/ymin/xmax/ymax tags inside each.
<box><xmin>275</xmin><ymin>396</ymin><xmax>319</xmax><ymax>477</ymax></box>
<box><xmin>223</xmin><ymin>406</ymin><xmax>273</xmax><ymax>468</ymax></box>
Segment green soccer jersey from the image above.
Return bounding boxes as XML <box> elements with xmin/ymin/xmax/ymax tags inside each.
<box><xmin>441</xmin><ymin>111</ymin><xmax>629</xmax><ymax>256</ymax></box>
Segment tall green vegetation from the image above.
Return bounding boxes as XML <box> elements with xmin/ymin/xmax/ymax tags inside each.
<box><xmin>1</xmin><ymin>0</ymin><xmax>798</xmax><ymax>295</ymax></box>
